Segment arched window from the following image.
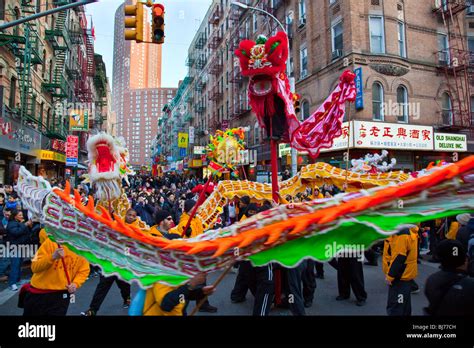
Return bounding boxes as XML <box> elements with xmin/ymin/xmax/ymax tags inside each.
<box><xmin>254</xmin><ymin>122</ymin><xmax>260</xmax><ymax>145</ymax></box>
<box><xmin>372</xmin><ymin>82</ymin><xmax>384</xmax><ymax>121</ymax></box>
<box><xmin>397</xmin><ymin>85</ymin><xmax>408</xmax><ymax>123</ymax></box>
<box><xmin>441</xmin><ymin>92</ymin><xmax>453</xmax><ymax>125</ymax></box>
<box><xmin>301</xmin><ymin>100</ymin><xmax>310</xmax><ymax>120</ymax></box>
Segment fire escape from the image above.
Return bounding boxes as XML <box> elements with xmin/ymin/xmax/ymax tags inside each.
<box><xmin>75</xmin><ymin>10</ymin><xmax>95</xmax><ymax>104</ymax></box>
<box><xmin>433</xmin><ymin>0</ymin><xmax>473</xmax><ymax>131</ymax></box>
<box><xmin>0</xmin><ymin>2</ymin><xmax>44</xmax><ymax>130</ymax></box>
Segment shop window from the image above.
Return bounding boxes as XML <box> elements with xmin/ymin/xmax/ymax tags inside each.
<box><xmin>372</xmin><ymin>82</ymin><xmax>384</xmax><ymax>121</ymax></box>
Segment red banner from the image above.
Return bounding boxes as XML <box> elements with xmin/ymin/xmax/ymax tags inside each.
<box><xmin>66</xmin><ymin>135</ymin><xmax>79</xmax><ymax>166</ymax></box>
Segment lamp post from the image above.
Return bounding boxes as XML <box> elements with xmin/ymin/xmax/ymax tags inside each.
<box><xmin>231</xmin><ymin>1</ymin><xmax>296</xmax><ymax>203</ymax></box>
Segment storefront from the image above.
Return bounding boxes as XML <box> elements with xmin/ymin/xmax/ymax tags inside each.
<box><xmin>279</xmin><ymin>121</ymin><xmax>469</xmax><ymax>172</ymax></box>
<box><xmin>38</xmin><ymin>150</ymin><xmax>66</xmax><ymax>179</ymax></box>
<box><xmin>0</xmin><ymin>113</ymin><xmax>41</xmax><ymax>184</ymax></box>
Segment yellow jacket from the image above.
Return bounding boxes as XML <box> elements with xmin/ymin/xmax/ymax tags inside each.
<box><xmin>143</xmin><ymin>283</ymin><xmax>186</xmax><ymax>316</ymax></box>
<box><xmin>446</xmin><ymin>221</ymin><xmax>459</xmax><ymax>240</ymax></box>
<box><xmin>147</xmin><ymin>225</ymin><xmax>181</xmax><ymax>239</ymax></box>
<box><xmin>30</xmin><ymin>238</ymin><xmax>90</xmax><ymax>291</ymax></box>
<box><xmin>383</xmin><ymin>228</ymin><xmax>418</xmax><ymax>282</ymax></box>
<box><xmin>169</xmin><ymin>212</ymin><xmax>204</xmax><ymax>239</ymax></box>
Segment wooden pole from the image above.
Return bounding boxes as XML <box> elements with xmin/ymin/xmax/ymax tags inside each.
<box><xmin>190</xmin><ymin>262</ymin><xmax>234</xmax><ymax>316</ymax></box>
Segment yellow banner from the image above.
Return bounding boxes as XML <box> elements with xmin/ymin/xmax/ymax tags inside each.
<box><xmin>178</xmin><ymin>133</ymin><xmax>188</xmax><ymax>148</ymax></box>
<box><xmin>39</xmin><ymin>150</ymin><xmax>66</xmax><ymax>163</ymax></box>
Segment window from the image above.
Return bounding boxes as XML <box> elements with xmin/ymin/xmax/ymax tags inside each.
<box><xmin>438</xmin><ymin>33</ymin><xmax>449</xmax><ymax>65</ymax></box>
<box><xmin>300</xmin><ymin>46</ymin><xmax>308</xmax><ymax>79</ymax></box>
<box><xmin>369</xmin><ymin>16</ymin><xmax>385</xmax><ymax>54</ymax></box>
<box><xmin>471</xmin><ymin>96</ymin><xmax>474</xmax><ymax>125</ymax></box>
<box><xmin>299</xmin><ymin>0</ymin><xmax>306</xmax><ymax>26</ymax></box>
<box><xmin>398</xmin><ymin>21</ymin><xmax>406</xmax><ymax>58</ymax></box>
<box><xmin>332</xmin><ymin>21</ymin><xmax>343</xmax><ymax>59</ymax></box>
<box><xmin>468</xmin><ymin>37</ymin><xmax>474</xmax><ymax>65</ymax></box>
<box><xmin>397</xmin><ymin>85</ymin><xmax>408</xmax><ymax>123</ymax></box>
<box><xmin>372</xmin><ymin>82</ymin><xmax>384</xmax><ymax>121</ymax></box>
<box><xmin>302</xmin><ymin>100</ymin><xmax>310</xmax><ymax>120</ymax></box>
<box><xmin>253</xmin><ymin>13</ymin><xmax>258</xmax><ymax>32</ymax></box>
<box><xmin>254</xmin><ymin>122</ymin><xmax>260</xmax><ymax>144</ymax></box>
<box><xmin>0</xmin><ymin>0</ymin><xmax>5</xmax><ymax>20</ymax></box>
<box><xmin>9</xmin><ymin>77</ymin><xmax>16</xmax><ymax>109</ymax></box>
<box><xmin>36</xmin><ymin>0</ymin><xmax>41</xmax><ymax>13</ymax></box>
<box><xmin>441</xmin><ymin>93</ymin><xmax>453</xmax><ymax>125</ymax></box>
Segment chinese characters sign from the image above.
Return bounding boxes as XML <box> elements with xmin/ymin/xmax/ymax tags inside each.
<box><xmin>320</xmin><ymin>122</ymin><xmax>354</xmax><ymax>153</ymax></box>
<box><xmin>353</xmin><ymin>121</ymin><xmax>433</xmax><ymax>150</ymax></box>
<box><xmin>354</xmin><ymin>68</ymin><xmax>364</xmax><ymax>110</ymax></box>
<box><xmin>66</xmin><ymin>135</ymin><xmax>79</xmax><ymax>167</ymax></box>
<box><xmin>178</xmin><ymin>133</ymin><xmax>188</xmax><ymax>148</ymax></box>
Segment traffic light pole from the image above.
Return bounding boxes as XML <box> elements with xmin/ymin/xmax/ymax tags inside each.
<box><xmin>0</xmin><ymin>0</ymin><xmax>97</xmax><ymax>30</ymax></box>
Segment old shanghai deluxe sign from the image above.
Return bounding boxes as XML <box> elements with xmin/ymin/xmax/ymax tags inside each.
<box><xmin>434</xmin><ymin>133</ymin><xmax>467</xmax><ymax>152</ymax></box>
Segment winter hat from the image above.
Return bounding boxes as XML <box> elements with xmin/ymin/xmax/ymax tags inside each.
<box><xmin>184</xmin><ymin>199</ymin><xmax>196</xmax><ymax>213</ymax></box>
<box><xmin>456</xmin><ymin>213</ymin><xmax>471</xmax><ymax>226</ymax></box>
<box><xmin>436</xmin><ymin>239</ymin><xmax>467</xmax><ymax>270</ymax></box>
<box><xmin>155</xmin><ymin>210</ymin><xmax>172</xmax><ymax>225</ymax></box>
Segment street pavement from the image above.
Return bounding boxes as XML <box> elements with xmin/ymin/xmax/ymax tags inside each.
<box><xmin>0</xmin><ymin>256</ymin><xmax>440</xmax><ymax>316</ymax></box>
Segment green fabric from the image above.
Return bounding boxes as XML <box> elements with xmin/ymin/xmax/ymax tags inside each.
<box><xmin>249</xmin><ymin>209</ymin><xmax>474</xmax><ymax>267</ymax></box>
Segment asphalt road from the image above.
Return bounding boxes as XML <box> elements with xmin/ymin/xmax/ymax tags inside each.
<box><xmin>0</xmin><ymin>256</ymin><xmax>440</xmax><ymax>316</ymax></box>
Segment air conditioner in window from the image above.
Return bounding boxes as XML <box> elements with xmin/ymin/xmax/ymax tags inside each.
<box><xmin>332</xmin><ymin>49</ymin><xmax>343</xmax><ymax>60</ymax></box>
<box><xmin>298</xmin><ymin>17</ymin><xmax>306</xmax><ymax>28</ymax></box>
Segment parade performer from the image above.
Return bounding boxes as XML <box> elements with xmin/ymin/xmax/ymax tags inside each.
<box><xmin>14</xmin><ymin>132</ymin><xmax>474</xmax><ymax>307</ymax></box>
<box><xmin>22</xmin><ymin>237</ymin><xmax>89</xmax><ymax>316</ymax></box>
<box><xmin>235</xmin><ymin>31</ymin><xmax>356</xmax><ymax>158</ymax></box>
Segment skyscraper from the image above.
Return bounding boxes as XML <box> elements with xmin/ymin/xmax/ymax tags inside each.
<box><xmin>112</xmin><ymin>0</ymin><xmax>172</xmax><ymax>166</ymax></box>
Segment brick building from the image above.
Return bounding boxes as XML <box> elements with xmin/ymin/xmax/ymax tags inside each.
<box><xmin>158</xmin><ymin>0</ymin><xmax>474</xmax><ymax>175</ymax></box>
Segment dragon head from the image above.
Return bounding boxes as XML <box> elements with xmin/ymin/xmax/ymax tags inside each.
<box><xmin>86</xmin><ymin>133</ymin><xmax>134</xmax><ymax>201</ymax></box>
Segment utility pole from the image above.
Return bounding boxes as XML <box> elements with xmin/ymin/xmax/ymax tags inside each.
<box><xmin>0</xmin><ymin>0</ymin><xmax>97</xmax><ymax>30</ymax></box>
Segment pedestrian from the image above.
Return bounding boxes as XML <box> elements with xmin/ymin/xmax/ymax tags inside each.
<box><xmin>455</xmin><ymin>213</ymin><xmax>473</xmax><ymax>252</ymax></box>
<box><xmin>6</xmin><ymin>210</ymin><xmax>32</xmax><ymax>291</ymax></box>
<box><xmin>383</xmin><ymin>227</ymin><xmax>418</xmax><ymax>316</ymax></box>
<box><xmin>0</xmin><ymin>208</ymin><xmax>12</xmax><ymax>282</ymax></box>
<box><xmin>22</xmin><ymin>234</ymin><xmax>90</xmax><ymax>316</ymax></box>
<box><xmin>424</xmin><ymin>239</ymin><xmax>474</xmax><ymax>316</ymax></box>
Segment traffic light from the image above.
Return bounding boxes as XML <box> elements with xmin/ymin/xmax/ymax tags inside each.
<box><xmin>151</xmin><ymin>4</ymin><xmax>165</xmax><ymax>44</ymax></box>
<box><xmin>124</xmin><ymin>2</ymin><xmax>144</xmax><ymax>42</ymax></box>
<box><xmin>293</xmin><ymin>93</ymin><xmax>301</xmax><ymax>114</ymax></box>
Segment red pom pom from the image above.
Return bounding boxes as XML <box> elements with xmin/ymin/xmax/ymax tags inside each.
<box><xmin>340</xmin><ymin>70</ymin><xmax>356</xmax><ymax>83</ymax></box>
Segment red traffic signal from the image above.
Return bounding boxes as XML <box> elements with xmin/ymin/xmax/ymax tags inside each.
<box><xmin>152</xmin><ymin>4</ymin><xmax>165</xmax><ymax>44</ymax></box>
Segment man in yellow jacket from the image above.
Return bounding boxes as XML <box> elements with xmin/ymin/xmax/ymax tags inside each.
<box><xmin>383</xmin><ymin>227</ymin><xmax>418</xmax><ymax>316</ymax></box>
<box><xmin>170</xmin><ymin>200</ymin><xmax>204</xmax><ymax>239</ymax></box>
<box><xmin>23</xmin><ymin>232</ymin><xmax>90</xmax><ymax>316</ymax></box>
<box><xmin>143</xmin><ymin>273</ymin><xmax>215</xmax><ymax>316</ymax></box>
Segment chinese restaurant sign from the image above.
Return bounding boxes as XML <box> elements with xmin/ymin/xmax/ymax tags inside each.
<box><xmin>353</xmin><ymin>121</ymin><xmax>434</xmax><ymax>150</ymax></box>
<box><xmin>434</xmin><ymin>133</ymin><xmax>467</xmax><ymax>152</ymax></box>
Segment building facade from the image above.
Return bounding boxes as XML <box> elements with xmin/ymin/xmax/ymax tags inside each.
<box><xmin>156</xmin><ymin>0</ymin><xmax>473</xmax><ymax>176</ymax></box>
<box><xmin>112</xmin><ymin>0</ymin><xmax>169</xmax><ymax>167</ymax></box>
<box><xmin>0</xmin><ymin>0</ymin><xmax>101</xmax><ymax>184</ymax></box>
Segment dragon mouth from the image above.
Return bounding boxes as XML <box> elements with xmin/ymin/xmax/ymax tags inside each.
<box><xmin>87</xmin><ymin>134</ymin><xmax>120</xmax><ymax>181</ymax></box>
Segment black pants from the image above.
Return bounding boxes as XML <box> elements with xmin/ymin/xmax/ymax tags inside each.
<box><xmin>387</xmin><ymin>279</ymin><xmax>412</xmax><ymax>316</ymax></box>
<box><xmin>231</xmin><ymin>261</ymin><xmax>252</xmax><ymax>302</ymax></box>
<box><xmin>248</xmin><ymin>264</ymin><xmax>274</xmax><ymax>316</ymax></box>
<box><xmin>364</xmin><ymin>248</ymin><xmax>378</xmax><ymax>265</ymax></box>
<box><xmin>315</xmin><ymin>261</ymin><xmax>324</xmax><ymax>276</ymax></box>
<box><xmin>89</xmin><ymin>275</ymin><xmax>131</xmax><ymax>312</ymax></box>
<box><xmin>286</xmin><ymin>261</ymin><xmax>306</xmax><ymax>316</ymax></box>
<box><xmin>23</xmin><ymin>291</ymin><xmax>70</xmax><ymax>316</ymax></box>
<box><xmin>337</xmin><ymin>257</ymin><xmax>367</xmax><ymax>301</ymax></box>
<box><xmin>302</xmin><ymin>260</ymin><xmax>317</xmax><ymax>304</ymax></box>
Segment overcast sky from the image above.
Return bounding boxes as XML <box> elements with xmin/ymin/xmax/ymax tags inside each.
<box><xmin>87</xmin><ymin>0</ymin><xmax>212</xmax><ymax>88</ymax></box>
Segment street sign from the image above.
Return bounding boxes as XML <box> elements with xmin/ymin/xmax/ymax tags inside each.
<box><xmin>354</xmin><ymin>67</ymin><xmax>364</xmax><ymax>110</ymax></box>
<box><xmin>66</xmin><ymin>135</ymin><xmax>79</xmax><ymax>167</ymax></box>
<box><xmin>178</xmin><ymin>132</ymin><xmax>188</xmax><ymax>148</ymax></box>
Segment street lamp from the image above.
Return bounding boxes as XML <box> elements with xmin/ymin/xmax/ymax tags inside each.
<box><xmin>231</xmin><ymin>1</ymin><xmax>298</xmax><ymax>203</ymax></box>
